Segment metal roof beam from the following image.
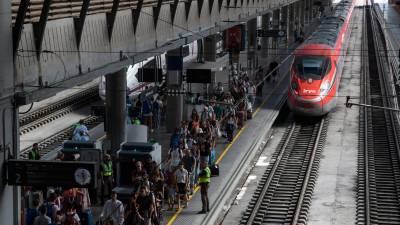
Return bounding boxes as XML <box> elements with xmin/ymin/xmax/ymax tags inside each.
<box><xmin>185</xmin><ymin>0</ymin><xmax>193</xmax><ymax>20</ymax></box>
<box><xmin>33</xmin><ymin>0</ymin><xmax>52</xmax><ymax>58</ymax></box>
<box><xmin>209</xmin><ymin>0</ymin><xmax>214</xmax><ymax>14</ymax></box>
<box><xmin>74</xmin><ymin>0</ymin><xmax>91</xmax><ymax>48</ymax></box>
<box><xmin>170</xmin><ymin>0</ymin><xmax>179</xmax><ymax>23</ymax></box>
<box><xmin>218</xmin><ymin>0</ymin><xmax>223</xmax><ymax>12</ymax></box>
<box><xmin>198</xmin><ymin>0</ymin><xmax>204</xmax><ymax>16</ymax></box>
<box><xmin>132</xmin><ymin>0</ymin><xmax>144</xmax><ymax>33</ymax></box>
<box><xmin>153</xmin><ymin>0</ymin><xmax>163</xmax><ymax>28</ymax></box>
<box><xmin>106</xmin><ymin>0</ymin><xmax>121</xmax><ymax>41</ymax></box>
<box><xmin>13</xmin><ymin>0</ymin><xmax>31</xmax><ymax>56</ymax></box>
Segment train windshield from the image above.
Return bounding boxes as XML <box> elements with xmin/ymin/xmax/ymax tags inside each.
<box><xmin>294</xmin><ymin>56</ymin><xmax>331</xmax><ymax>80</ymax></box>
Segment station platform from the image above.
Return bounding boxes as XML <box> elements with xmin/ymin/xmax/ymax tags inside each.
<box><xmin>161</xmin><ymin>15</ymin><xmax>325</xmax><ymax>225</ymax></box>
<box><xmin>163</xmin><ymin>59</ymin><xmax>291</xmax><ymax>225</ymax></box>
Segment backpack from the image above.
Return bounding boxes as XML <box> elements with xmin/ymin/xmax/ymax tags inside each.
<box><xmin>64</xmin><ymin>213</ymin><xmax>78</xmax><ymax>225</ymax></box>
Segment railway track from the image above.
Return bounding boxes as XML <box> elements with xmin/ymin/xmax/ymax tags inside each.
<box><xmin>19</xmin><ymin>85</ymin><xmax>99</xmax><ymax>135</ymax></box>
<box><xmin>19</xmin><ymin>115</ymin><xmax>102</xmax><ymax>159</ymax></box>
<box><xmin>240</xmin><ymin>116</ymin><xmax>328</xmax><ymax>225</ymax></box>
<box><xmin>356</xmin><ymin>5</ymin><xmax>400</xmax><ymax>225</ymax></box>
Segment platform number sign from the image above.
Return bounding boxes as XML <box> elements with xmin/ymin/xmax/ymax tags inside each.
<box><xmin>7</xmin><ymin>159</ymin><xmax>97</xmax><ymax>188</ymax></box>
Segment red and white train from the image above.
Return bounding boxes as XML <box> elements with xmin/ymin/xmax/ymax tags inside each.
<box><xmin>287</xmin><ymin>0</ymin><xmax>355</xmax><ymax>116</ymax></box>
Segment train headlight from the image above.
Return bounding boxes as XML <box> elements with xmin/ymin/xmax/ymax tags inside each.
<box><xmin>319</xmin><ymin>81</ymin><xmax>330</xmax><ymax>97</ymax></box>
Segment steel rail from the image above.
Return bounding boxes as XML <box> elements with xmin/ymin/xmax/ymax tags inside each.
<box><xmin>291</xmin><ymin>117</ymin><xmax>325</xmax><ymax>225</ymax></box>
<box><xmin>19</xmin><ymin>85</ymin><xmax>99</xmax><ymax>128</ymax></box>
<box><xmin>357</xmin><ymin>5</ymin><xmax>400</xmax><ymax>224</ymax></box>
<box><xmin>244</xmin><ymin>122</ymin><xmax>297</xmax><ymax>225</ymax></box>
<box><xmin>242</xmin><ymin>117</ymin><xmax>327</xmax><ymax>225</ymax></box>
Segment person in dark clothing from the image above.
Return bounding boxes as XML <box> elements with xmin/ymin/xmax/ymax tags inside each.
<box><xmin>124</xmin><ymin>194</ymin><xmax>144</xmax><ymax>225</ymax></box>
<box><xmin>28</xmin><ymin>143</ymin><xmax>41</xmax><ymax>160</ymax></box>
<box><xmin>170</xmin><ymin>128</ymin><xmax>181</xmax><ymax>149</ymax></box>
<box><xmin>136</xmin><ymin>186</ymin><xmax>155</xmax><ymax>225</ymax></box>
<box><xmin>182</xmin><ymin>149</ymin><xmax>196</xmax><ymax>195</ymax></box>
<box><xmin>26</xmin><ymin>199</ymin><xmax>40</xmax><ymax>225</ymax></box>
<box><xmin>199</xmin><ymin>138</ymin><xmax>211</xmax><ymax>164</ymax></box>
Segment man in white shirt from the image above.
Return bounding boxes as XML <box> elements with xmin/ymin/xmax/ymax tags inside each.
<box><xmin>175</xmin><ymin>163</ymin><xmax>189</xmax><ymax>209</ymax></box>
<box><xmin>101</xmin><ymin>191</ymin><xmax>124</xmax><ymax>225</ymax></box>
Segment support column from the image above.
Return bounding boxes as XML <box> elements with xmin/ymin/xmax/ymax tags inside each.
<box><xmin>299</xmin><ymin>0</ymin><xmax>305</xmax><ymax>27</ymax></box>
<box><xmin>0</xmin><ymin>0</ymin><xmax>19</xmax><ymax>224</ymax></box>
<box><xmin>247</xmin><ymin>18</ymin><xmax>257</xmax><ymax>72</ymax></box>
<box><xmin>281</xmin><ymin>6</ymin><xmax>289</xmax><ymax>45</ymax></box>
<box><xmin>204</xmin><ymin>34</ymin><xmax>217</xmax><ymax>62</ymax></box>
<box><xmin>310</xmin><ymin>0</ymin><xmax>315</xmax><ymax>20</ymax></box>
<box><xmin>261</xmin><ymin>13</ymin><xmax>270</xmax><ymax>57</ymax></box>
<box><xmin>105</xmin><ymin>69</ymin><xmax>127</xmax><ymax>153</ymax></box>
<box><xmin>272</xmin><ymin>9</ymin><xmax>280</xmax><ymax>58</ymax></box>
<box><xmin>166</xmin><ymin>47</ymin><xmax>183</xmax><ymax>134</ymax></box>
<box><xmin>196</xmin><ymin>39</ymin><xmax>204</xmax><ymax>62</ymax></box>
<box><xmin>289</xmin><ymin>3</ymin><xmax>295</xmax><ymax>44</ymax></box>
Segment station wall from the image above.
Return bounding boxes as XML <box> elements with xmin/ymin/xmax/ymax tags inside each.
<box><xmin>14</xmin><ymin>0</ymin><xmax>300</xmax><ymax>100</ymax></box>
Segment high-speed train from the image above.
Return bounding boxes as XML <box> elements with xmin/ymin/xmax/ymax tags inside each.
<box><xmin>99</xmin><ymin>42</ymin><xmax>200</xmax><ymax>100</ymax></box>
<box><xmin>287</xmin><ymin>0</ymin><xmax>355</xmax><ymax>116</ymax></box>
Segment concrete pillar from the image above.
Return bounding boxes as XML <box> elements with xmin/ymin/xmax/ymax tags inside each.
<box><xmin>289</xmin><ymin>3</ymin><xmax>295</xmax><ymax>44</ymax></box>
<box><xmin>247</xmin><ymin>18</ymin><xmax>257</xmax><ymax>71</ymax></box>
<box><xmin>272</xmin><ymin>9</ymin><xmax>280</xmax><ymax>57</ymax></box>
<box><xmin>196</xmin><ymin>39</ymin><xmax>204</xmax><ymax>62</ymax></box>
<box><xmin>281</xmin><ymin>6</ymin><xmax>289</xmax><ymax>45</ymax></box>
<box><xmin>106</xmin><ymin>69</ymin><xmax>127</xmax><ymax>153</ymax></box>
<box><xmin>0</xmin><ymin>0</ymin><xmax>19</xmax><ymax>224</ymax></box>
<box><xmin>166</xmin><ymin>47</ymin><xmax>183</xmax><ymax>133</ymax></box>
<box><xmin>204</xmin><ymin>34</ymin><xmax>217</xmax><ymax>62</ymax></box>
<box><xmin>310</xmin><ymin>0</ymin><xmax>315</xmax><ymax>20</ymax></box>
<box><xmin>301</xmin><ymin>0</ymin><xmax>306</xmax><ymax>27</ymax></box>
<box><xmin>261</xmin><ymin>13</ymin><xmax>271</xmax><ymax>57</ymax></box>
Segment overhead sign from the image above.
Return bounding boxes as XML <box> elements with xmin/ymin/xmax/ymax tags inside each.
<box><xmin>225</xmin><ymin>25</ymin><xmax>245</xmax><ymax>51</ymax></box>
<box><xmin>257</xmin><ymin>29</ymin><xmax>286</xmax><ymax>38</ymax></box>
<box><xmin>7</xmin><ymin>159</ymin><xmax>97</xmax><ymax>188</ymax></box>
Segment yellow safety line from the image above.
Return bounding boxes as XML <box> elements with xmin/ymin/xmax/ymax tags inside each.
<box><xmin>166</xmin><ymin>96</ymin><xmax>270</xmax><ymax>225</ymax></box>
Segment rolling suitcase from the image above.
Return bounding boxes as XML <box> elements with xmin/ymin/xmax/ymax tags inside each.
<box><xmin>210</xmin><ymin>164</ymin><xmax>219</xmax><ymax>176</ymax></box>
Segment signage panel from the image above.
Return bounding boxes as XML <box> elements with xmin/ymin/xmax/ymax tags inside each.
<box><xmin>257</xmin><ymin>29</ymin><xmax>286</xmax><ymax>38</ymax></box>
<box><xmin>7</xmin><ymin>159</ymin><xmax>97</xmax><ymax>188</ymax></box>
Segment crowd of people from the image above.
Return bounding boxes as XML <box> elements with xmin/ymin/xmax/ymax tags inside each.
<box><xmin>24</xmin><ymin>187</ymin><xmax>93</xmax><ymax>225</ymax></box>
<box><xmin>24</xmin><ymin>66</ymin><xmax>277</xmax><ymax>225</ymax></box>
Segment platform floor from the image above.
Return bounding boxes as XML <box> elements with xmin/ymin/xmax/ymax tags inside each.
<box><xmin>163</xmin><ymin>58</ymin><xmax>291</xmax><ymax>225</ymax></box>
<box><xmin>162</xmin><ymin>17</ymin><xmax>324</xmax><ymax>225</ymax></box>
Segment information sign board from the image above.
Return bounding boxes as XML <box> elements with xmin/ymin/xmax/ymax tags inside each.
<box><xmin>256</xmin><ymin>29</ymin><xmax>286</xmax><ymax>38</ymax></box>
<box><xmin>7</xmin><ymin>159</ymin><xmax>97</xmax><ymax>188</ymax></box>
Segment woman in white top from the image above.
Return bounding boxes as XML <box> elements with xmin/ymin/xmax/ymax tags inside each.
<box><xmin>169</xmin><ymin>147</ymin><xmax>182</xmax><ymax>170</ymax></box>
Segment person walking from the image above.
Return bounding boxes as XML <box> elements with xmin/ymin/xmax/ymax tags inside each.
<box><xmin>26</xmin><ymin>199</ymin><xmax>40</xmax><ymax>225</ymax></box>
<box><xmin>175</xmin><ymin>163</ymin><xmax>189</xmax><ymax>209</ymax></box>
<box><xmin>226</xmin><ymin>114</ymin><xmax>237</xmax><ymax>142</ymax></box>
<box><xmin>101</xmin><ymin>154</ymin><xmax>114</xmax><ymax>204</ymax></box>
<box><xmin>182</xmin><ymin>149</ymin><xmax>196</xmax><ymax>195</ymax></box>
<box><xmin>198</xmin><ymin>161</ymin><xmax>211</xmax><ymax>214</ymax></box>
<box><xmin>101</xmin><ymin>191</ymin><xmax>124</xmax><ymax>225</ymax></box>
<box><xmin>34</xmin><ymin>205</ymin><xmax>51</xmax><ymax>225</ymax></box>
<box><xmin>28</xmin><ymin>143</ymin><xmax>41</xmax><ymax>160</ymax></box>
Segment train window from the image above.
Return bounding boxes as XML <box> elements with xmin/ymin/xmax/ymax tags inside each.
<box><xmin>294</xmin><ymin>56</ymin><xmax>331</xmax><ymax>80</ymax></box>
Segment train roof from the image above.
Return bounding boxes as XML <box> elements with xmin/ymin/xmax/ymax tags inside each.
<box><xmin>304</xmin><ymin>0</ymin><xmax>353</xmax><ymax>48</ymax></box>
